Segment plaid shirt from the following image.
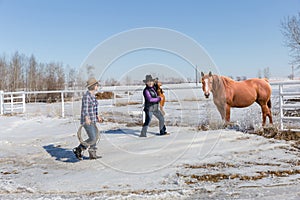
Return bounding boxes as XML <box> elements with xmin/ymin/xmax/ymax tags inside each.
<box><xmin>80</xmin><ymin>91</ymin><xmax>98</xmax><ymax>124</ymax></box>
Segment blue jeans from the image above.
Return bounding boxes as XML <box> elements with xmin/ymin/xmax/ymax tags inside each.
<box><xmin>141</xmin><ymin>109</ymin><xmax>166</xmax><ymax>136</ymax></box>
<box><xmin>79</xmin><ymin>124</ymin><xmax>98</xmax><ymax>150</ymax></box>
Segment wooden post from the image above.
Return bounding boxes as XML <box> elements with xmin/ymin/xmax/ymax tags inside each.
<box><xmin>127</xmin><ymin>89</ymin><xmax>130</xmax><ymax>104</ymax></box>
<box><xmin>113</xmin><ymin>87</ymin><xmax>116</xmax><ymax>106</ymax></box>
<box><xmin>61</xmin><ymin>91</ymin><xmax>65</xmax><ymax>118</ymax></box>
<box><xmin>10</xmin><ymin>93</ymin><xmax>13</xmax><ymax>113</ymax></box>
<box><xmin>0</xmin><ymin>91</ymin><xmax>3</xmax><ymax>115</ymax></box>
<box><xmin>22</xmin><ymin>92</ymin><xmax>26</xmax><ymax>113</ymax></box>
<box><xmin>279</xmin><ymin>84</ymin><xmax>283</xmax><ymax>130</ymax></box>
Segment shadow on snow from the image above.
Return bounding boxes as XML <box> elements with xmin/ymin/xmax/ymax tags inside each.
<box><xmin>43</xmin><ymin>144</ymin><xmax>80</xmax><ymax>163</ymax></box>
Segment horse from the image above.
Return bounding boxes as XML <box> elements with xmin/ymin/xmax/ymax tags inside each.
<box><xmin>201</xmin><ymin>71</ymin><xmax>273</xmax><ymax>126</ymax></box>
<box><xmin>154</xmin><ymin>78</ymin><xmax>166</xmax><ymax>115</ymax></box>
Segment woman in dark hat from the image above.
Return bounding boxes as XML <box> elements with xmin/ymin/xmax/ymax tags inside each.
<box><xmin>140</xmin><ymin>75</ymin><xmax>168</xmax><ymax>137</ymax></box>
<box><xmin>73</xmin><ymin>77</ymin><xmax>103</xmax><ymax>160</ymax></box>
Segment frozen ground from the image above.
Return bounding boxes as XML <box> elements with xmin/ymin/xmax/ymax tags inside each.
<box><xmin>0</xmin><ymin>114</ymin><xmax>299</xmax><ymax>199</ymax></box>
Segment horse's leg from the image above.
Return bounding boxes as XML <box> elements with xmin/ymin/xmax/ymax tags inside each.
<box><xmin>267</xmin><ymin>99</ymin><xmax>273</xmax><ymax>124</ymax></box>
<box><xmin>225</xmin><ymin>104</ymin><xmax>231</xmax><ymax>123</ymax></box>
<box><xmin>214</xmin><ymin>100</ymin><xmax>226</xmax><ymax>122</ymax></box>
<box><xmin>261</xmin><ymin>104</ymin><xmax>270</xmax><ymax>126</ymax></box>
<box><xmin>268</xmin><ymin>112</ymin><xmax>273</xmax><ymax>124</ymax></box>
<box><xmin>266</xmin><ymin>108</ymin><xmax>273</xmax><ymax>124</ymax></box>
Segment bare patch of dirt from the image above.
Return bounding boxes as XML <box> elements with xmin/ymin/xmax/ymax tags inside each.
<box><xmin>177</xmin><ymin>169</ymin><xmax>300</xmax><ymax>184</ymax></box>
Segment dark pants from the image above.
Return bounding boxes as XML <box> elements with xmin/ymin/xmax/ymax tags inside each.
<box><xmin>141</xmin><ymin>109</ymin><xmax>166</xmax><ymax>136</ymax></box>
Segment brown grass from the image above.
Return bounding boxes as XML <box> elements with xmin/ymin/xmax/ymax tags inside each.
<box><xmin>177</xmin><ymin>168</ymin><xmax>300</xmax><ymax>184</ymax></box>
<box><xmin>95</xmin><ymin>91</ymin><xmax>114</xmax><ymax>99</ymax></box>
<box><xmin>114</xmin><ymin>102</ymin><xmax>141</xmax><ymax>107</ymax></box>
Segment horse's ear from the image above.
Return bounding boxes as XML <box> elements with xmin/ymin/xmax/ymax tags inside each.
<box><xmin>201</xmin><ymin>72</ymin><xmax>204</xmax><ymax>77</ymax></box>
<box><xmin>209</xmin><ymin>71</ymin><xmax>212</xmax><ymax>77</ymax></box>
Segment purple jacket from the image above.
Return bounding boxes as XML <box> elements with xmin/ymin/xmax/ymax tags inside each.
<box><xmin>143</xmin><ymin>86</ymin><xmax>161</xmax><ymax>110</ymax></box>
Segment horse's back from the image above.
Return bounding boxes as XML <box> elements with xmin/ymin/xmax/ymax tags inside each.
<box><xmin>245</xmin><ymin>78</ymin><xmax>271</xmax><ymax>93</ymax></box>
<box><xmin>222</xmin><ymin>77</ymin><xmax>271</xmax><ymax>107</ymax></box>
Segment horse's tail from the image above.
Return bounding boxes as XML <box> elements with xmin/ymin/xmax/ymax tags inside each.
<box><xmin>267</xmin><ymin>98</ymin><xmax>272</xmax><ymax>109</ymax></box>
<box><xmin>263</xmin><ymin>78</ymin><xmax>272</xmax><ymax>109</ymax></box>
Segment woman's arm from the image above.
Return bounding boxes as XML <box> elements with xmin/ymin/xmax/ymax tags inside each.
<box><xmin>144</xmin><ymin>89</ymin><xmax>161</xmax><ymax>103</ymax></box>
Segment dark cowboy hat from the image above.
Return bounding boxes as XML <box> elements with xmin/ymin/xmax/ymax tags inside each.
<box><xmin>143</xmin><ymin>75</ymin><xmax>155</xmax><ymax>83</ymax></box>
<box><xmin>86</xmin><ymin>77</ymin><xmax>99</xmax><ymax>88</ymax></box>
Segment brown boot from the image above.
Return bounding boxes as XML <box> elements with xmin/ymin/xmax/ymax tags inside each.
<box><xmin>88</xmin><ymin>149</ymin><xmax>102</xmax><ymax>160</ymax></box>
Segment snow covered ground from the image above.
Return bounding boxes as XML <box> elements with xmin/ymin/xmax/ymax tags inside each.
<box><xmin>0</xmin><ymin>83</ymin><xmax>300</xmax><ymax>199</ymax></box>
<box><xmin>1</xmin><ymin>117</ymin><xmax>300</xmax><ymax>199</ymax></box>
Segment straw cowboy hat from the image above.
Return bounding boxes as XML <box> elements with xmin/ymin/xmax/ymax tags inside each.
<box><xmin>143</xmin><ymin>75</ymin><xmax>155</xmax><ymax>83</ymax></box>
<box><xmin>86</xmin><ymin>77</ymin><xmax>99</xmax><ymax>88</ymax></box>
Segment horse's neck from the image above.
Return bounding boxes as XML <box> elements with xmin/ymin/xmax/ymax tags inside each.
<box><xmin>155</xmin><ymin>84</ymin><xmax>163</xmax><ymax>95</ymax></box>
<box><xmin>212</xmin><ymin>75</ymin><xmax>225</xmax><ymax>97</ymax></box>
<box><xmin>157</xmin><ymin>87</ymin><xmax>162</xmax><ymax>95</ymax></box>
<box><xmin>211</xmin><ymin>75</ymin><xmax>223</xmax><ymax>93</ymax></box>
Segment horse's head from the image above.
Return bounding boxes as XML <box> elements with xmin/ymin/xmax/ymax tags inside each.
<box><xmin>155</xmin><ymin>79</ymin><xmax>162</xmax><ymax>88</ymax></box>
<box><xmin>201</xmin><ymin>71</ymin><xmax>213</xmax><ymax>98</ymax></box>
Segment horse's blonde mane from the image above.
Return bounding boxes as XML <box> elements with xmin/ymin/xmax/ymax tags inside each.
<box><xmin>212</xmin><ymin>75</ymin><xmax>226</xmax><ymax>96</ymax></box>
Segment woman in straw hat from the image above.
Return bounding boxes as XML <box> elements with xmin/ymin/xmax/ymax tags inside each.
<box><xmin>73</xmin><ymin>77</ymin><xmax>103</xmax><ymax>160</ymax></box>
<box><xmin>140</xmin><ymin>75</ymin><xmax>168</xmax><ymax>137</ymax></box>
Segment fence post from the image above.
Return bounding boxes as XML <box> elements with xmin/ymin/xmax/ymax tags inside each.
<box><xmin>279</xmin><ymin>84</ymin><xmax>283</xmax><ymax>130</ymax></box>
<box><xmin>127</xmin><ymin>89</ymin><xmax>130</xmax><ymax>104</ymax></box>
<box><xmin>22</xmin><ymin>92</ymin><xmax>26</xmax><ymax>113</ymax></box>
<box><xmin>10</xmin><ymin>93</ymin><xmax>13</xmax><ymax>113</ymax></box>
<box><xmin>113</xmin><ymin>88</ymin><xmax>116</xmax><ymax>106</ymax></box>
<box><xmin>61</xmin><ymin>91</ymin><xmax>65</xmax><ymax>118</ymax></box>
<box><xmin>0</xmin><ymin>91</ymin><xmax>3</xmax><ymax>115</ymax></box>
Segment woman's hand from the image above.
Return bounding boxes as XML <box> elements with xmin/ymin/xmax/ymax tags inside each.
<box><xmin>85</xmin><ymin>116</ymin><xmax>91</xmax><ymax>125</ymax></box>
<box><xmin>97</xmin><ymin>116</ymin><xmax>104</xmax><ymax>123</ymax></box>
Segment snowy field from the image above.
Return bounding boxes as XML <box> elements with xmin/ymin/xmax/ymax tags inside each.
<box><xmin>1</xmin><ymin>83</ymin><xmax>300</xmax><ymax>199</ymax></box>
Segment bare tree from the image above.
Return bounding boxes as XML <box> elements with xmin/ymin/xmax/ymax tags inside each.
<box><xmin>124</xmin><ymin>75</ymin><xmax>132</xmax><ymax>85</ymax></box>
<box><xmin>281</xmin><ymin>13</ymin><xmax>300</xmax><ymax>68</ymax></box>
<box><xmin>86</xmin><ymin>65</ymin><xmax>95</xmax><ymax>78</ymax></box>
<box><xmin>257</xmin><ymin>69</ymin><xmax>262</xmax><ymax>78</ymax></box>
<box><xmin>9</xmin><ymin>52</ymin><xmax>26</xmax><ymax>91</ymax></box>
<box><xmin>0</xmin><ymin>51</ymin><xmax>72</xmax><ymax>92</ymax></box>
<box><xmin>27</xmin><ymin>55</ymin><xmax>38</xmax><ymax>91</ymax></box>
<box><xmin>56</xmin><ymin>63</ymin><xmax>65</xmax><ymax>90</ymax></box>
<box><xmin>36</xmin><ymin>63</ymin><xmax>46</xmax><ymax>90</ymax></box>
<box><xmin>45</xmin><ymin>62</ymin><xmax>65</xmax><ymax>90</ymax></box>
<box><xmin>264</xmin><ymin>67</ymin><xmax>270</xmax><ymax>79</ymax></box>
<box><xmin>0</xmin><ymin>55</ymin><xmax>8</xmax><ymax>90</ymax></box>
<box><xmin>66</xmin><ymin>66</ymin><xmax>76</xmax><ymax>89</ymax></box>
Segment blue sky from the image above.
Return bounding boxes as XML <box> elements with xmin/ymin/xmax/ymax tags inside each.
<box><xmin>0</xmin><ymin>0</ymin><xmax>299</xmax><ymax>79</ymax></box>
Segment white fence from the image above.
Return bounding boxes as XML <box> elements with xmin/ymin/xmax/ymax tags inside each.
<box><xmin>271</xmin><ymin>81</ymin><xmax>300</xmax><ymax>130</ymax></box>
<box><xmin>0</xmin><ymin>91</ymin><xmax>26</xmax><ymax>114</ymax></box>
<box><xmin>0</xmin><ymin>90</ymin><xmax>85</xmax><ymax>117</ymax></box>
<box><xmin>1</xmin><ymin>82</ymin><xmax>300</xmax><ymax>130</ymax></box>
<box><xmin>0</xmin><ymin>86</ymin><xmax>196</xmax><ymax>117</ymax></box>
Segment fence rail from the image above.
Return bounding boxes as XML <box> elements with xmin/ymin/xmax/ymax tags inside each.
<box><xmin>0</xmin><ymin>90</ymin><xmax>85</xmax><ymax>117</ymax></box>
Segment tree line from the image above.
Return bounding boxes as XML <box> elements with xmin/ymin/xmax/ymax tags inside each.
<box><xmin>0</xmin><ymin>51</ymin><xmax>84</xmax><ymax>92</ymax></box>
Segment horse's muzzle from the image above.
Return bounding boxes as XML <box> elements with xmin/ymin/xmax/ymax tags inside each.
<box><xmin>204</xmin><ymin>93</ymin><xmax>210</xmax><ymax>98</ymax></box>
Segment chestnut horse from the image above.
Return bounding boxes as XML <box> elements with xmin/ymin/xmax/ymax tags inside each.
<box><xmin>201</xmin><ymin>72</ymin><xmax>273</xmax><ymax>126</ymax></box>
